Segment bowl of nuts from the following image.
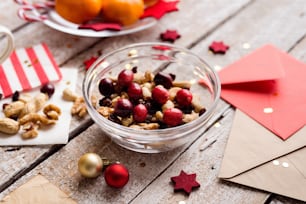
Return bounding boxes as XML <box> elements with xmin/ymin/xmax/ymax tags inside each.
<box><xmin>83</xmin><ymin>42</ymin><xmax>220</xmax><ymax>153</ymax></box>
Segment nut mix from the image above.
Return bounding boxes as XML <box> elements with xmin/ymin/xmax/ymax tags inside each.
<box><xmin>95</xmin><ymin>69</ymin><xmax>206</xmax><ymax>130</ymax></box>
<box><xmin>0</xmin><ymin>84</ymin><xmax>61</xmax><ymax>139</ymax></box>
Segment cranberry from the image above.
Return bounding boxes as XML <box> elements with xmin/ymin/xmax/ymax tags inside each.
<box><xmin>176</xmin><ymin>89</ymin><xmax>193</xmax><ymax>107</ymax></box>
<box><xmin>114</xmin><ymin>98</ymin><xmax>133</xmax><ymax>117</ymax></box>
<box><xmin>99</xmin><ymin>78</ymin><xmax>114</xmax><ymax>96</ymax></box>
<box><xmin>199</xmin><ymin>108</ymin><xmax>207</xmax><ymax>116</ymax></box>
<box><xmin>11</xmin><ymin>91</ymin><xmax>20</xmax><ymax>101</ymax></box>
<box><xmin>163</xmin><ymin>108</ymin><xmax>183</xmax><ymax>127</ymax></box>
<box><xmin>118</xmin><ymin>69</ymin><xmax>134</xmax><ymax>88</ymax></box>
<box><xmin>99</xmin><ymin>97</ymin><xmax>112</xmax><ymax>107</ymax></box>
<box><xmin>40</xmin><ymin>84</ymin><xmax>55</xmax><ymax>98</ymax></box>
<box><xmin>0</xmin><ymin>93</ymin><xmax>2</xmax><ymax>100</ymax></box>
<box><xmin>133</xmin><ymin>104</ymin><xmax>148</xmax><ymax>123</ymax></box>
<box><xmin>128</xmin><ymin>82</ymin><xmax>142</xmax><ymax>100</ymax></box>
<box><xmin>132</xmin><ymin>66</ymin><xmax>138</xmax><ymax>73</ymax></box>
<box><xmin>153</xmin><ymin>72</ymin><xmax>173</xmax><ymax>89</ymax></box>
<box><xmin>152</xmin><ymin>85</ymin><xmax>169</xmax><ymax>105</ymax></box>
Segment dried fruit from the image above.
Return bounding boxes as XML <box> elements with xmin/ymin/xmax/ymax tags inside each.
<box><xmin>12</xmin><ymin>91</ymin><xmax>20</xmax><ymax>102</ymax></box>
<box><xmin>114</xmin><ymin>98</ymin><xmax>133</xmax><ymax>117</ymax></box>
<box><xmin>153</xmin><ymin>72</ymin><xmax>173</xmax><ymax>89</ymax></box>
<box><xmin>176</xmin><ymin>89</ymin><xmax>193</xmax><ymax>107</ymax></box>
<box><xmin>118</xmin><ymin>69</ymin><xmax>134</xmax><ymax>88</ymax></box>
<box><xmin>152</xmin><ymin>85</ymin><xmax>169</xmax><ymax>105</ymax></box>
<box><xmin>99</xmin><ymin>78</ymin><xmax>115</xmax><ymax>96</ymax></box>
<box><xmin>40</xmin><ymin>83</ymin><xmax>55</xmax><ymax>98</ymax></box>
<box><xmin>133</xmin><ymin>104</ymin><xmax>148</xmax><ymax>122</ymax></box>
<box><xmin>127</xmin><ymin>82</ymin><xmax>143</xmax><ymax>100</ymax></box>
<box><xmin>163</xmin><ymin>108</ymin><xmax>183</xmax><ymax>127</ymax></box>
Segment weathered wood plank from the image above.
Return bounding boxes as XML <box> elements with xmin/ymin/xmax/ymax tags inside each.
<box><xmin>131</xmin><ymin>109</ymin><xmax>269</xmax><ymax>204</ymax></box>
<box><xmin>0</xmin><ymin>0</ymin><xmax>26</xmax><ymax>30</ymax></box>
<box><xmin>0</xmin><ymin>0</ymin><xmax>253</xmax><ymax>194</ymax></box>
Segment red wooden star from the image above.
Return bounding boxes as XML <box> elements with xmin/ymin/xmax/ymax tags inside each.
<box><xmin>209</xmin><ymin>41</ymin><xmax>229</xmax><ymax>54</ymax></box>
<box><xmin>78</xmin><ymin>23</ymin><xmax>122</xmax><ymax>32</ymax></box>
<box><xmin>141</xmin><ymin>0</ymin><xmax>179</xmax><ymax>19</ymax></box>
<box><xmin>171</xmin><ymin>170</ymin><xmax>200</xmax><ymax>195</ymax></box>
<box><xmin>160</xmin><ymin>29</ymin><xmax>181</xmax><ymax>42</ymax></box>
<box><xmin>84</xmin><ymin>56</ymin><xmax>98</xmax><ymax>71</ymax></box>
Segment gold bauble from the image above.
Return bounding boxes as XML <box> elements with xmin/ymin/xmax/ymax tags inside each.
<box><xmin>78</xmin><ymin>153</ymin><xmax>103</xmax><ymax>178</ymax></box>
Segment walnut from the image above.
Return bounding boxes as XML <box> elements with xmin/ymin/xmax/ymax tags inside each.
<box><xmin>71</xmin><ymin>97</ymin><xmax>87</xmax><ymax>118</ymax></box>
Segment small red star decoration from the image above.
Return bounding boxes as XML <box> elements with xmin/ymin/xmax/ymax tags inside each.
<box><xmin>84</xmin><ymin>56</ymin><xmax>98</xmax><ymax>71</ymax></box>
<box><xmin>209</xmin><ymin>41</ymin><xmax>229</xmax><ymax>54</ymax></box>
<box><xmin>171</xmin><ymin>170</ymin><xmax>200</xmax><ymax>195</ymax></box>
<box><xmin>160</xmin><ymin>30</ymin><xmax>181</xmax><ymax>42</ymax></box>
<box><xmin>141</xmin><ymin>0</ymin><xmax>180</xmax><ymax>20</ymax></box>
<box><xmin>78</xmin><ymin>23</ymin><xmax>122</xmax><ymax>32</ymax></box>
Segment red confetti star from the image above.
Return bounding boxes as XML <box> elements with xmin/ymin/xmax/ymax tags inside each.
<box><xmin>78</xmin><ymin>23</ymin><xmax>122</xmax><ymax>32</ymax></box>
<box><xmin>160</xmin><ymin>29</ymin><xmax>181</xmax><ymax>42</ymax></box>
<box><xmin>84</xmin><ymin>56</ymin><xmax>98</xmax><ymax>71</ymax></box>
<box><xmin>209</xmin><ymin>41</ymin><xmax>229</xmax><ymax>54</ymax></box>
<box><xmin>171</xmin><ymin>170</ymin><xmax>200</xmax><ymax>195</ymax></box>
<box><xmin>141</xmin><ymin>0</ymin><xmax>179</xmax><ymax>19</ymax></box>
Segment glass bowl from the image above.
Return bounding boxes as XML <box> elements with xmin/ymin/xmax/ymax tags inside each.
<box><xmin>83</xmin><ymin>42</ymin><xmax>220</xmax><ymax>153</ymax></box>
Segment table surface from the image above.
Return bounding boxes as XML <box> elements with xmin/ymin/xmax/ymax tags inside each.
<box><xmin>1</xmin><ymin>0</ymin><xmax>306</xmax><ymax>203</ymax></box>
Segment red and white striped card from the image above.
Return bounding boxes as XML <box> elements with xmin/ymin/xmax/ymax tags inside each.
<box><xmin>0</xmin><ymin>43</ymin><xmax>62</xmax><ymax>98</ymax></box>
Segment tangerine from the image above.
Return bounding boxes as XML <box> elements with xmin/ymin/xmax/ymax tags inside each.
<box><xmin>102</xmin><ymin>0</ymin><xmax>144</xmax><ymax>26</ymax></box>
<box><xmin>55</xmin><ymin>0</ymin><xmax>104</xmax><ymax>24</ymax></box>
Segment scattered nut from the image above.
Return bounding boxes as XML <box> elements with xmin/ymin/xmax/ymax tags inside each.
<box><xmin>20</xmin><ymin>93</ymin><xmax>48</xmax><ymax>118</ymax></box>
<box><xmin>43</xmin><ymin>104</ymin><xmax>61</xmax><ymax>120</ymax></box>
<box><xmin>169</xmin><ymin>87</ymin><xmax>182</xmax><ymax>100</ymax></box>
<box><xmin>142</xmin><ymin>87</ymin><xmax>152</xmax><ymax>99</ymax></box>
<box><xmin>19</xmin><ymin>113</ymin><xmax>56</xmax><ymax>126</ymax></box>
<box><xmin>71</xmin><ymin>97</ymin><xmax>87</xmax><ymax>118</ymax></box>
<box><xmin>18</xmin><ymin>93</ymin><xmax>32</xmax><ymax>103</ymax></box>
<box><xmin>183</xmin><ymin>112</ymin><xmax>199</xmax><ymax>123</ymax></box>
<box><xmin>121</xmin><ymin>116</ymin><xmax>133</xmax><ymax>126</ymax></box>
<box><xmin>62</xmin><ymin>88</ymin><xmax>78</xmax><ymax>102</ymax></box>
<box><xmin>3</xmin><ymin>101</ymin><xmax>25</xmax><ymax>118</ymax></box>
<box><xmin>162</xmin><ymin>100</ymin><xmax>175</xmax><ymax>111</ymax></box>
<box><xmin>130</xmin><ymin>123</ymin><xmax>160</xmax><ymax>130</ymax></box>
<box><xmin>0</xmin><ymin>118</ymin><xmax>20</xmax><ymax>134</ymax></box>
<box><xmin>21</xmin><ymin>122</ymin><xmax>39</xmax><ymax>139</ymax></box>
<box><xmin>172</xmin><ymin>81</ymin><xmax>192</xmax><ymax>89</ymax></box>
<box><xmin>97</xmin><ymin>106</ymin><xmax>114</xmax><ymax>117</ymax></box>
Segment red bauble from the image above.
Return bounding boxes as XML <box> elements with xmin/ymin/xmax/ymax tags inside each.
<box><xmin>104</xmin><ymin>163</ymin><xmax>129</xmax><ymax>188</ymax></box>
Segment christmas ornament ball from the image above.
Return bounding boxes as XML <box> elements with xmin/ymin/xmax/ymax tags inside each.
<box><xmin>104</xmin><ymin>163</ymin><xmax>129</xmax><ymax>188</ymax></box>
<box><xmin>78</xmin><ymin>153</ymin><xmax>103</xmax><ymax>178</ymax></box>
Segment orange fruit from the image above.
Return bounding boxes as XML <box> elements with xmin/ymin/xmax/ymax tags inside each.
<box><xmin>143</xmin><ymin>0</ymin><xmax>158</xmax><ymax>7</ymax></box>
<box><xmin>55</xmin><ymin>0</ymin><xmax>104</xmax><ymax>24</ymax></box>
<box><xmin>102</xmin><ymin>0</ymin><xmax>144</xmax><ymax>26</ymax></box>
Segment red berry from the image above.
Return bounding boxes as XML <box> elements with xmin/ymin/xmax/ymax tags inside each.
<box><xmin>127</xmin><ymin>82</ymin><xmax>142</xmax><ymax>100</ymax></box>
<box><xmin>118</xmin><ymin>69</ymin><xmax>134</xmax><ymax>88</ymax></box>
<box><xmin>163</xmin><ymin>108</ymin><xmax>183</xmax><ymax>127</ymax></box>
<box><xmin>99</xmin><ymin>78</ymin><xmax>114</xmax><ymax>96</ymax></box>
<box><xmin>176</xmin><ymin>89</ymin><xmax>193</xmax><ymax>107</ymax></box>
<box><xmin>104</xmin><ymin>163</ymin><xmax>129</xmax><ymax>188</ymax></box>
<box><xmin>152</xmin><ymin>85</ymin><xmax>169</xmax><ymax>104</ymax></box>
<box><xmin>133</xmin><ymin>104</ymin><xmax>148</xmax><ymax>122</ymax></box>
<box><xmin>40</xmin><ymin>84</ymin><xmax>55</xmax><ymax>98</ymax></box>
<box><xmin>114</xmin><ymin>98</ymin><xmax>133</xmax><ymax>117</ymax></box>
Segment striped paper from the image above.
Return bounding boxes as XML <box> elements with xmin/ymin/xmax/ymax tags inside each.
<box><xmin>0</xmin><ymin>43</ymin><xmax>62</xmax><ymax>98</ymax></box>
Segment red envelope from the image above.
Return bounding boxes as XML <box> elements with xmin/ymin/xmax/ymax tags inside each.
<box><xmin>219</xmin><ymin>44</ymin><xmax>306</xmax><ymax>140</ymax></box>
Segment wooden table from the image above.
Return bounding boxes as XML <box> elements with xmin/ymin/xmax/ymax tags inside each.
<box><xmin>1</xmin><ymin>0</ymin><xmax>306</xmax><ymax>203</ymax></box>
